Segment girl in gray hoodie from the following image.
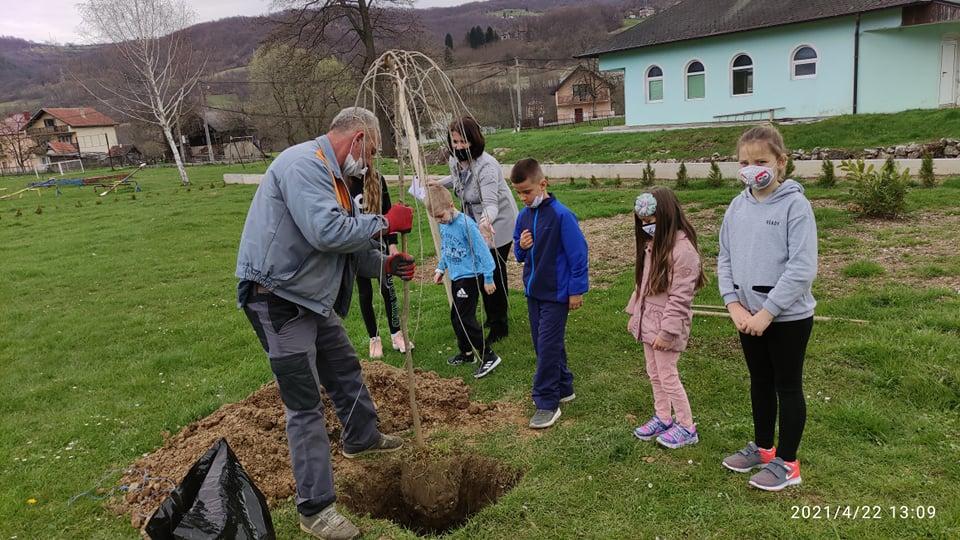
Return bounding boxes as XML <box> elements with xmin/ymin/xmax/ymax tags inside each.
<box><xmin>718</xmin><ymin>125</ymin><xmax>818</xmax><ymax>492</ymax></box>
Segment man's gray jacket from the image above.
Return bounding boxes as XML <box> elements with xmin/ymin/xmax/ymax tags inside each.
<box><xmin>236</xmin><ymin>135</ymin><xmax>386</xmax><ymax>317</ymax></box>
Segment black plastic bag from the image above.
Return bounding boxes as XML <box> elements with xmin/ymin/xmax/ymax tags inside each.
<box><xmin>145</xmin><ymin>438</ymin><xmax>275</xmax><ymax>540</ymax></box>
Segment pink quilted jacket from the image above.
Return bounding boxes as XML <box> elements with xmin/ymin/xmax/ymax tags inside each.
<box><xmin>625</xmin><ymin>231</ymin><xmax>701</xmax><ymax>352</ymax></box>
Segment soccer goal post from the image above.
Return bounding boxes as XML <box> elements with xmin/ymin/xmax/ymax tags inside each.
<box><xmin>54</xmin><ymin>159</ymin><xmax>84</xmax><ymax>176</ymax></box>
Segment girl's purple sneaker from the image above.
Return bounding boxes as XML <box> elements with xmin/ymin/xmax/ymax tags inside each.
<box><xmin>633</xmin><ymin>416</ymin><xmax>673</xmax><ymax>441</ymax></box>
<box><xmin>656</xmin><ymin>424</ymin><xmax>699</xmax><ymax>449</ymax></box>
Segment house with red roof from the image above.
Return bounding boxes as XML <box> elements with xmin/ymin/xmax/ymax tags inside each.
<box><xmin>23</xmin><ymin>107</ymin><xmax>119</xmax><ymax>159</ymax></box>
<box><xmin>0</xmin><ymin>111</ymin><xmax>39</xmax><ymax>174</ymax></box>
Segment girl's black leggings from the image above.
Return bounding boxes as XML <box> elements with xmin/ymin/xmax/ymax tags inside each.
<box><xmin>738</xmin><ymin>317</ymin><xmax>814</xmax><ymax>462</ymax></box>
<box><xmin>356</xmin><ymin>275</ymin><xmax>400</xmax><ymax>338</ymax></box>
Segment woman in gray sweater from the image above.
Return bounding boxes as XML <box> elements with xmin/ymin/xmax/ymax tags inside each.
<box><xmin>434</xmin><ymin>116</ymin><xmax>519</xmax><ymax>343</ymax></box>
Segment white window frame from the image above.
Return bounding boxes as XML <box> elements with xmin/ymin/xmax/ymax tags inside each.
<box><xmin>791</xmin><ymin>44</ymin><xmax>819</xmax><ymax>80</ymax></box>
<box><xmin>730</xmin><ymin>52</ymin><xmax>755</xmax><ymax>97</ymax></box>
<box><xmin>645</xmin><ymin>65</ymin><xmax>664</xmax><ymax>103</ymax></box>
<box><xmin>684</xmin><ymin>59</ymin><xmax>706</xmax><ymax>101</ymax></box>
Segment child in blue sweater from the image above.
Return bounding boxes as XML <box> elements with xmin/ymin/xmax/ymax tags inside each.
<box><xmin>511</xmin><ymin>158</ymin><xmax>589</xmax><ymax>429</ymax></box>
<box><xmin>427</xmin><ymin>185</ymin><xmax>503</xmax><ymax>379</ymax></box>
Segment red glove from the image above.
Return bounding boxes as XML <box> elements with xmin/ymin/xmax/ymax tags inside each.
<box><xmin>385</xmin><ymin>253</ymin><xmax>416</xmax><ymax>281</ymax></box>
<box><xmin>385</xmin><ymin>203</ymin><xmax>413</xmax><ymax>235</ymax></box>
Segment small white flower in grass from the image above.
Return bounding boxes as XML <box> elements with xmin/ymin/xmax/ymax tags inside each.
<box><xmin>587</xmin><ymin>475</ymin><xmax>592</xmax><ymax>481</ymax></box>
<box><xmin>824</xmin><ymin>396</ymin><xmax>831</xmax><ymax>402</ymax></box>
<box><xmin>688</xmin><ymin>459</ymin><xmax>694</xmax><ymax>465</ymax></box>
<box><xmin>647</xmin><ymin>482</ymin><xmax>653</xmax><ymax>488</ymax></box>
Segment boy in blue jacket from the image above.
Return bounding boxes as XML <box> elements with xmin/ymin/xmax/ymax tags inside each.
<box><xmin>427</xmin><ymin>186</ymin><xmax>503</xmax><ymax>379</ymax></box>
<box><xmin>511</xmin><ymin>158</ymin><xmax>589</xmax><ymax>429</ymax></box>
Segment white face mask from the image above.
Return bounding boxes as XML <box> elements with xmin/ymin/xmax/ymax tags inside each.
<box><xmin>739</xmin><ymin>165</ymin><xmax>777</xmax><ymax>190</ymax></box>
<box><xmin>530</xmin><ymin>190</ymin><xmax>547</xmax><ymax>208</ymax></box>
<box><xmin>642</xmin><ymin>223</ymin><xmax>656</xmax><ymax>237</ymax></box>
<box><xmin>342</xmin><ymin>138</ymin><xmax>367</xmax><ymax>178</ymax></box>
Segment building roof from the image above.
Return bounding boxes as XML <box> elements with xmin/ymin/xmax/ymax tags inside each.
<box><xmin>578</xmin><ymin>0</ymin><xmax>948</xmax><ymax>57</ymax></box>
<box><xmin>27</xmin><ymin>107</ymin><xmax>117</xmax><ymax>129</ymax></box>
<box><xmin>47</xmin><ymin>141</ymin><xmax>79</xmax><ymax>156</ymax></box>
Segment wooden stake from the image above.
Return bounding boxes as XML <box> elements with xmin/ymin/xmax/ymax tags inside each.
<box><xmin>692</xmin><ymin>309</ymin><xmax>868</xmax><ymax>324</ymax></box>
<box><xmin>393</xmin><ymin>71</ymin><xmax>425</xmax><ymax>448</ymax></box>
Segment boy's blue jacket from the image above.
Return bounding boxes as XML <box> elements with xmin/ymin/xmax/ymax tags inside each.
<box><xmin>437</xmin><ymin>212</ymin><xmax>496</xmax><ymax>283</ymax></box>
<box><xmin>513</xmin><ymin>195</ymin><xmax>589</xmax><ymax>303</ymax></box>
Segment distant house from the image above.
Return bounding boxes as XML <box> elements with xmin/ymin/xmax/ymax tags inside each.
<box><xmin>551</xmin><ymin>65</ymin><xmax>617</xmax><ymax>123</ymax></box>
<box><xmin>0</xmin><ymin>111</ymin><xmax>39</xmax><ymax>174</ymax></box>
<box><xmin>580</xmin><ymin>0</ymin><xmax>960</xmax><ymax>127</ymax></box>
<box><xmin>108</xmin><ymin>144</ymin><xmax>145</xmax><ymax>166</ymax></box>
<box><xmin>23</xmin><ymin>107</ymin><xmax>119</xmax><ymax>159</ymax></box>
<box><xmin>181</xmin><ymin>109</ymin><xmax>261</xmax><ymax>162</ymax></box>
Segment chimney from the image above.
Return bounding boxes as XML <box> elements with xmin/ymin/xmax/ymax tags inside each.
<box><xmin>80</xmin><ymin>109</ymin><xmax>87</xmax><ymax>118</ymax></box>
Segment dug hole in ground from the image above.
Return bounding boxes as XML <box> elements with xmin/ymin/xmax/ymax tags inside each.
<box><xmin>109</xmin><ymin>361</ymin><xmax>526</xmax><ymax>536</ymax></box>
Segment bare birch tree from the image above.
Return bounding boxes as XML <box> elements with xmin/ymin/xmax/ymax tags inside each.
<box><xmin>76</xmin><ymin>0</ymin><xmax>204</xmax><ymax>185</ymax></box>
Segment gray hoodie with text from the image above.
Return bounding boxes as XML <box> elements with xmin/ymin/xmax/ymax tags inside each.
<box><xmin>717</xmin><ymin>180</ymin><xmax>818</xmax><ymax>322</ymax></box>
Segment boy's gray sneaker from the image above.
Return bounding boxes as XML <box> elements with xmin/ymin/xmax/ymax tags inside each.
<box><xmin>722</xmin><ymin>441</ymin><xmax>770</xmax><ymax>473</ymax></box>
<box><xmin>341</xmin><ymin>433</ymin><xmax>403</xmax><ymax>459</ymax></box>
<box><xmin>529</xmin><ymin>408</ymin><xmax>561</xmax><ymax>429</ymax></box>
<box><xmin>299</xmin><ymin>504</ymin><xmax>360</xmax><ymax>540</ymax></box>
<box><xmin>749</xmin><ymin>457</ymin><xmax>802</xmax><ymax>492</ymax></box>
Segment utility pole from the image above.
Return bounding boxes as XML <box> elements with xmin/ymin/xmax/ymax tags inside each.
<box><xmin>200</xmin><ymin>84</ymin><xmax>215</xmax><ymax>163</ymax></box>
<box><xmin>514</xmin><ymin>57</ymin><xmax>522</xmax><ymax>132</ymax></box>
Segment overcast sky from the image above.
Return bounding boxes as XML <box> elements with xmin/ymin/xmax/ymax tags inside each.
<box><xmin>1</xmin><ymin>0</ymin><xmax>468</xmax><ymax>43</ymax></box>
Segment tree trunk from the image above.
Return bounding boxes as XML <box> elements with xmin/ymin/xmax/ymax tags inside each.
<box><xmin>161</xmin><ymin>121</ymin><xmax>190</xmax><ymax>186</ymax></box>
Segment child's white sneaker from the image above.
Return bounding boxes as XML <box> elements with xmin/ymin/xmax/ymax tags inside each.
<box><xmin>391</xmin><ymin>331</ymin><xmax>413</xmax><ymax>353</ymax></box>
<box><xmin>368</xmin><ymin>337</ymin><xmax>383</xmax><ymax>359</ymax></box>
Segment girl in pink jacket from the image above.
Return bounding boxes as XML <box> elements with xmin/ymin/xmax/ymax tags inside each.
<box><xmin>626</xmin><ymin>187</ymin><xmax>706</xmax><ymax>449</ymax></box>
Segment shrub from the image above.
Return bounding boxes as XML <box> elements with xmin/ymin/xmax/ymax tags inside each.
<box><xmin>706</xmin><ymin>160</ymin><xmax>725</xmax><ymax>188</ymax></box>
<box><xmin>614</xmin><ymin>174</ymin><xmax>623</xmax><ymax>188</ymax></box>
<box><xmin>817</xmin><ymin>158</ymin><xmax>836</xmax><ymax>187</ymax></box>
<box><xmin>919</xmin><ymin>152</ymin><xmax>936</xmax><ymax>188</ymax></box>
<box><xmin>785</xmin><ymin>156</ymin><xmax>796</xmax><ymax>179</ymax></box>
<box><xmin>642</xmin><ymin>160</ymin><xmax>655</xmax><ymax>187</ymax></box>
<box><xmin>589</xmin><ymin>175</ymin><xmax>601</xmax><ymax>187</ymax></box>
<box><xmin>676</xmin><ymin>162</ymin><xmax>689</xmax><ymax>190</ymax></box>
<box><xmin>882</xmin><ymin>156</ymin><xmax>897</xmax><ymax>177</ymax></box>
<box><xmin>841</xmin><ymin>159</ymin><xmax>909</xmax><ymax>218</ymax></box>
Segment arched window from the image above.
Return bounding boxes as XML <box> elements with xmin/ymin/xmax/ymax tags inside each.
<box><xmin>686</xmin><ymin>60</ymin><xmax>705</xmax><ymax>100</ymax></box>
<box><xmin>792</xmin><ymin>45</ymin><xmax>818</xmax><ymax>79</ymax></box>
<box><xmin>731</xmin><ymin>54</ymin><xmax>754</xmax><ymax>96</ymax></box>
<box><xmin>646</xmin><ymin>65</ymin><xmax>664</xmax><ymax>103</ymax></box>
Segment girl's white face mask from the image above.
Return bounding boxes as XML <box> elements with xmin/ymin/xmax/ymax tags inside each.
<box><xmin>738</xmin><ymin>165</ymin><xmax>777</xmax><ymax>190</ymax></box>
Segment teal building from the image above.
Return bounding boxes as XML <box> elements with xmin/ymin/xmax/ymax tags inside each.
<box><xmin>580</xmin><ymin>0</ymin><xmax>960</xmax><ymax>126</ymax></box>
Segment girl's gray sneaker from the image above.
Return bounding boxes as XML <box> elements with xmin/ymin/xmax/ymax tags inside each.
<box><xmin>722</xmin><ymin>441</ymin><xmax>774</xmax><ymax>473</ymax></box>
<box><xmin>749</xmin><ymin>457</ymin><xmax>802</xmax><ymax>491</ymax></box>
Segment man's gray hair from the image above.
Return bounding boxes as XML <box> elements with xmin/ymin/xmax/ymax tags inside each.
<box><xmin>330</xmin><ymin>107</ymin><xmax>380</xmax><ymax>141</ymax></box>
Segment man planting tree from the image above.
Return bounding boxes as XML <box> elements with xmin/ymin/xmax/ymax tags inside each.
<box><xmin>236</xmin><ymin>107</ymin><xmax>416</xmax><ymax>540</ymax></box>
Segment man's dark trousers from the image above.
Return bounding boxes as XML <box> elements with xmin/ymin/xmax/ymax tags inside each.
<box><xmin>243</xmin><ymin>289</ymin><xmax>380</xmax><ymax>516</ymax></box>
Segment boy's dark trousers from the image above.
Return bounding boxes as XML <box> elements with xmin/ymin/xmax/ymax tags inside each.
<box><xmin>451</xmin><ymin>276</ymin><xmax>489</xmax><ymax>356</ymax></box>
<box><xmin>528</xmin><ymin>297</ymin><xmax>575</xmax><ymax>410</ymax></box>
<box><xmin>481</xmin><ymin>242</ymin><xmax>513</xmax><ymax>335</ymax></box>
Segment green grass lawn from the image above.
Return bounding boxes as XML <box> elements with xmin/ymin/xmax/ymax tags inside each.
<box><xmin>485</xmin><ymin>108</ymin><xmax>960</xmax><ymax>165</ymax></box>
<box><xmin>1</xmin><ymin>165</ymin><xmax>958</xmax><ymax>539</ymax></box>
